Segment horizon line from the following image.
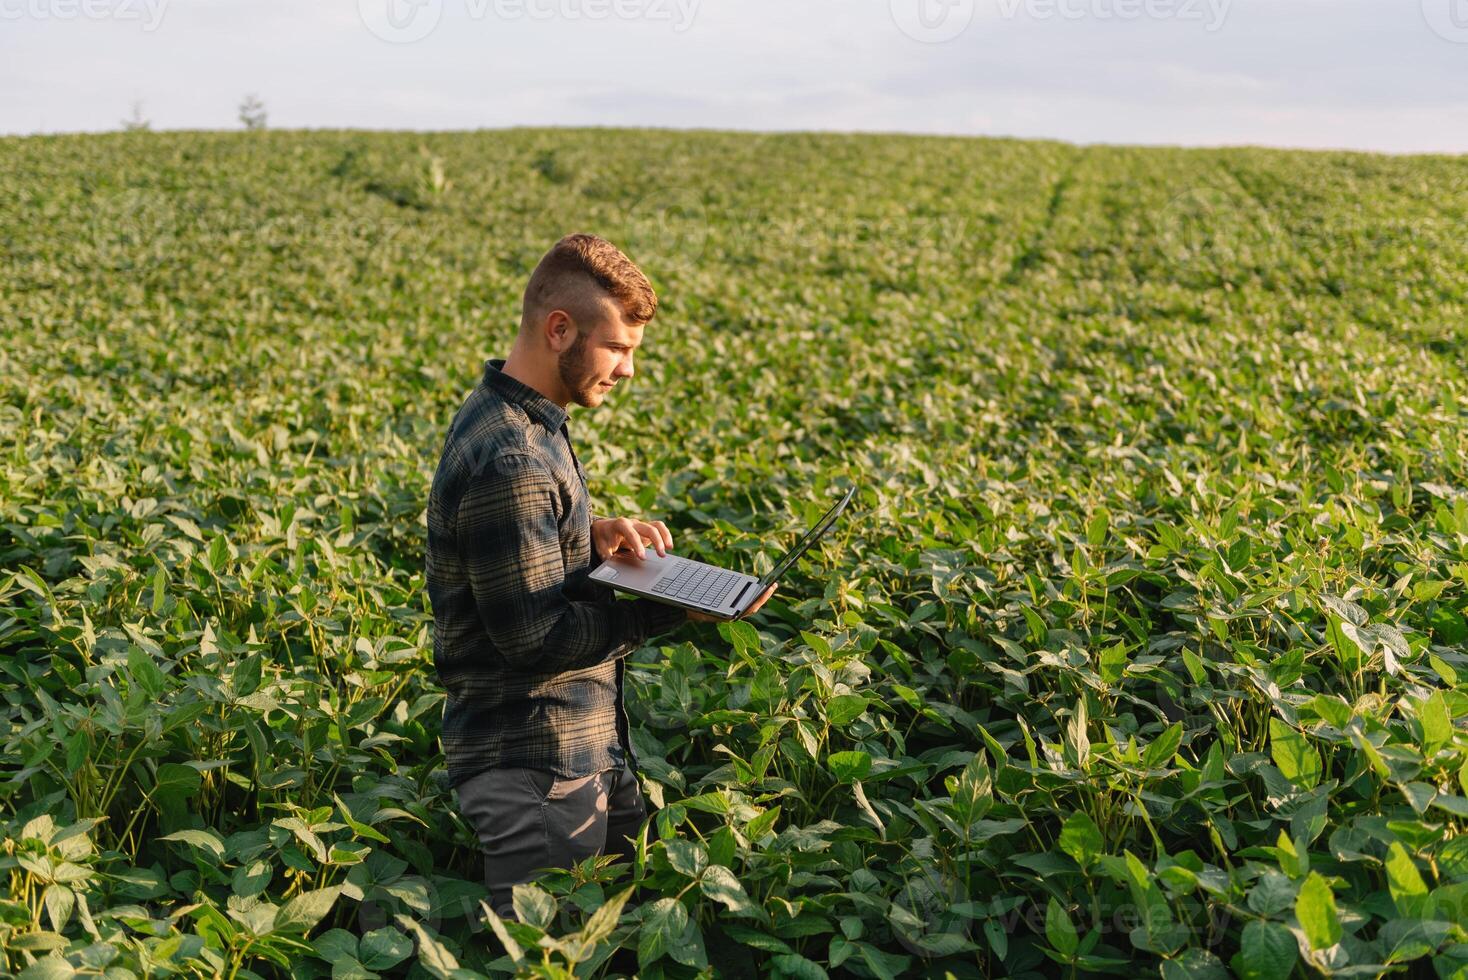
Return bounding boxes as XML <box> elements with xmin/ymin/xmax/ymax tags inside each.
<box><xmin>4</xmin><ymin>122</ymin><xmax>1465</xmax><ymax>160</ymax></box>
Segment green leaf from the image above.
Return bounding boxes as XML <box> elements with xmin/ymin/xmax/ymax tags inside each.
<box><xmin>723</xmin><ymin>922</ymin><xmax>792</xmax><ymax>954</ymax></box>
<box><xmin>158</xmin><ymin>828</ymin><xmax>224</xmax><ymax>861</ymax></box>
<box><xmin>1385</xmin><ymin>841</ymin><xmax>1429</xmax><ymax>917</ymax></box>
<box><xmin>232</xmin><ymin>860</ymin><xmax>271</xmax><ymax>900</ymax></box>
<box><xmin>1021</xmin><ymin>605</ymin><xmax>1048</xmax><ymax>644</ymax></box>
<box><xmin>311</xmin><ymin>928</ymin><xmax>359</xmax><ymax>965</ymax></box>
<box><xmin>1430</xmin><ymin>654</ymin><xmax>1458</xmax><ymax>686</ymax></box>
<box><xmin>208</xmin><ymin>533</ymin><xmax>229</xmax><ymax>571</ymax></box>
<box><xmin>232</xmin><ymin>654</ymin><xmax>263</xmax><ymax>698</ymax></box>
<box><xmin>664</xmin><ymin>839</ymin><xmax>707</xmax><ymax>879</ymax></box>
<box><xmin>273</xmin><ymin>886</ymin><xmax>341</xmax><ymax>935</ymax></box>
<box><xmin>41</xmin><ymin>886</ymin><xmax>73</xmax><ymax>934</ymax></box>
<box><xmin>1160</xmin><ymin>949</ymin><xmax>1229</xmax><ymax>979</ymax></box>
<box><xmin>771</xmin><ymin>953</ymin><xmax>829</xmax><ymax>980</ymax></box>
<box><xmin>1275</xmin><ymin>830</ymin><xmax>1307</xmax><ymax>878</ymax></box>
<box><xmin>984</xmin><ymin>917</ymin><xmax>1008</xmax><ymax>961</ymax></box>
<box><xmin>1233</xmin><ymin>919</ymin><xmax>1297</xmax><ymax>980</ymax></box>
<box><xmin>153</xmin><ymin>763</ymin><xmax>202</xmax><ymax>802</ymax></box>
<box><xmin>746</xmin><ymin>804</ymin><xmax>781</xmax><ymax>842</ymax></box>
<box><xmin>16</xmin><ymin>955</ymin><xmax>75</xmax><ymax>980</ymax></box>
<box><xmin>701</xmin><ymin>865</ymin><xmax>762</xmax><ymax>920</ymax></box>
<box><xmin>638</xmin><ymin>897</ymin><xmax>688</xmax><ymax>968</ymax></box>
<box><xmin>127</xmin><ymin>645</ymin><xmax>165</xmax><ymax>696</ymax></box>
<box><xmin>395</xmin><ymin>915</ymin><xmax>461</xmax><ymax>976</ymax></box>
<box><xmin>334</xmin><ymin>794</ymin><xmax>391</xmax><ymax>844</ymax></box>
<box><xmin>1058</xmin><ymin>811</ymin><xmax>1103</xmax><ymax>868</ymax></box>
<box><xmin>1295</xmin><ymin>872</ymin><xmax>1340</xmax><ymax>951</ymax></box>
<box><xmin>150</xmin><ymin>565</ymin><xmax>167</xmax><ymax>614</ymax></box>
<box><xmin>581</xmin><ymin>885</ymin><xmax>633</xmax><ymax>944</ymax></box>
<box><xmin>800</xmin><ymin>630</ymin><xmax>832</xmax><ymax>658</ymax></box>
<box><xmin>478</xmin><ymin>901</ymin><xmax>523</xmax><ymax>965</ymax></box>
<box><xmin>273</xmin><ymin>817</ymin><xmax>328</xmax><ymax>863</ymax></box>
<box><xmin>1419</xmin><ymin>692</ymin><xmax>1452</xmax><ymax>753</ymax></box>
<box><xmin>708</xmin><ymin>825</ymin><xmax>736</xmax><ymax>869</ymax></box>
<box><xmin>511</xmin><ymin>883</ymin><xmax>556</xmax><ymax>928</ymax></box>
<box><xmin>359</xmin><ymin>928</ymin><xmax>412</xmax><ymax>970</ymax></box>
<box><xmin>856</xmin><ymin>941</ymin><xmax>911</xmax><ymax>980</ymax></box>
<box><xmin>1308</xmin><ymin>694</ymin><xmax>1352</xmax><ymax>728</ymax></box>
<box><xmin>1440</xmin><ymin>836</ymin><xmax>1468</xmax><ymax>880</ymax></box>
<box><xmin>1142</xmin><ymin>722</ymin><xmax>1183</xmax><ymax>770</ymax></box>
<box><xmin>1269</xmin><ymin>718</ymin><xmax>1321</xmax><ymax>789</ymax></box>
<box><xmin>826</xmin><ymin>694</ymin><xmax>868</xmax><ymax>727</ymax></box>
<box><xmin>1099</xmin><ymin>642</ymin><xmax>1128</xmax><ymax>685</ymax></box>
<box><xmin>668</xmin><ymin>917</ymin><xmax>707</xmax><ymax>969</ymax></box>
<box><xmin>718</xmin><ymin>620</ymin><xmax>761</xmax><ymax>660</ymax></box>
<box><xmin>1045</xmin><ymin>897</ymin><xmax>1077</xmax><ymax>956</ymax></box>
<box><xmin>851</xmin><ymin>780</ymin><xmax>885</xmax><ymax>840</ymax></box>
<box><xmin>826</xmin><ymin>750</ymin><xmax>872</xmax><ymax>783</ymax></box>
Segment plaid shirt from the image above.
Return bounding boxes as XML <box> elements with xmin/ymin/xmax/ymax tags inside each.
<box><xmin>427</xmin><ymin>358</ymin><xmax>688</xmax><ymax>787</ymax></box>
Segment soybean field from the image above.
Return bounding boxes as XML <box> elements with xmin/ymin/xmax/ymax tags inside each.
<box><xmin>2</xmin><ymin>128</ymin><xmax>1468</xmax><ymax>979</ymax></box>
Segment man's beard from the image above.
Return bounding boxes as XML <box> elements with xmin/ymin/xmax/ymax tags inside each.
<box><xmin>557</xmin><ymin>330</ymin><xmax>604</xmax><ymax>408</ymax></box>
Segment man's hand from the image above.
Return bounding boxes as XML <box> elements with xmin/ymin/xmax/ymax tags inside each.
<box><xmin>689</xmin><ymin>583</ymin><xmax>776</xmax><ymax>622</ymax></box>
<box><xmin>592</xmin><ymin>517</ymin><xmax>673</xmax><ymax>561</ymax></box>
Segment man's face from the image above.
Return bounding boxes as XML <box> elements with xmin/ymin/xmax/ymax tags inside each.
<box><xmin>556</xmin><ymin>295</ymin><xmax>643</xmax><ymax>409</ymax></box>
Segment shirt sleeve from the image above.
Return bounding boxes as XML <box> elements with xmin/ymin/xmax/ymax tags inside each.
<box><xmin>457</xmin><ymin>451</ymin><xmax>683</xmax><ymax>673</ymax></box>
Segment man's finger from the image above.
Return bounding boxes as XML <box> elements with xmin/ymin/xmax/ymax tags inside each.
<box><xmin>651</xmin><ymin>520</ymin><xmax>673</xmax><ymax>550</ymax></box>
<box><xmin>616</xmin><ymin>518</ymin><xmax>646</xmax><ymax>559</ymax></box>
<box><xmin>738</xmin><ymin>584</ymin><xmax>777</xmax><ymax>619</ymax></box>
<box><xmin>634</xmin><ymin>521</ymin><xmax>666</xmax><ymax>557</ymax></box>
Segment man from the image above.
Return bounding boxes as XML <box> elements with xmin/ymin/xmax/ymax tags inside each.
<box><xmin>425</xmin><ymin>233</ymin><xmax>775</xmax><ymax>921</ymax></box>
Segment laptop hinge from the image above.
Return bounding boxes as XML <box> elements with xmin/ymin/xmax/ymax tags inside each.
<box><xmin>729</xmin><ymin>581</ymin><xmax>752</xmax><ymax>609</ymax></box>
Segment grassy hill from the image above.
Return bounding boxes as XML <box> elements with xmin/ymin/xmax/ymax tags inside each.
<box><xmin>2</xmin><ymin>128</ymin><xmax>1467</xmax><ymax>979</ymax></box>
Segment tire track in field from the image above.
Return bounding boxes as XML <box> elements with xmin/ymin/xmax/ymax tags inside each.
<box><xmin>792</xmin><ymin>143</ymin><xmax>1084</xmax><ymax>449</ymax></box>
<box><xmin>1001</xmin><ymin>150</ymin><xmax>1081</xmax><ymax>286</ymax></box>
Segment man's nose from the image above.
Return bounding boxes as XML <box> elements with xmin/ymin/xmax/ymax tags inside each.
<box><xmin>614</xmin><ymin>355</ymin><xmax>634</xmax><ymax>379</ymax></box>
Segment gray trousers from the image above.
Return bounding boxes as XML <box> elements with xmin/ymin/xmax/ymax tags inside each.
<box><xmin>454</xmin><ymin>762</ymin><xmax>648</xmax><ymax>921</ymax></box>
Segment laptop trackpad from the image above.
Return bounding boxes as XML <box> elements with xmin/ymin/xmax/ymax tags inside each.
<box><xmin>597</xmin><ymin>551</ymin><xmax>677</xmax><ymax>590</ymax></box>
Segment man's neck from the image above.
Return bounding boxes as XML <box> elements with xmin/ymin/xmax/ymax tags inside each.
<box><xmin>501</xmin><ymin>347</ymin><xmax>569</xmax><ymax>410</ymax></box>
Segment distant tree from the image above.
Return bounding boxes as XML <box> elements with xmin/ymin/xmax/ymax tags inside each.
<box><xmin>238</xmin><ymin>94</ymin><xmax>267</xmax><ymax>131</ymax></box>
<box><xmin>121</xmin><ymin>101</ymin><xmax>151</xmax><ymax>132</ymax></box>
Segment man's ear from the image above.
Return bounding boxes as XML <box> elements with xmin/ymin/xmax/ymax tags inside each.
<box><xmin>545</xmin><ymin>309</ymin><xmax>576</xmax><ymax>352</ymax></box>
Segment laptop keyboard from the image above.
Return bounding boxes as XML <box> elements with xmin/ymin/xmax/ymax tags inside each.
<box><xmin>654</xmin><ymin>562</ymin><xmax>742</xmax><ymax>606</ymax></box>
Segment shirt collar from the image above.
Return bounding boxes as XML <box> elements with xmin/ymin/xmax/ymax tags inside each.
<box><xmin>482</xmin><ymin>358</ymin><xmax>569</xmax><ymax>432</ymax></box>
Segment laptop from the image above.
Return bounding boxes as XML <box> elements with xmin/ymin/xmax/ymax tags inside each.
<box><xmin>587</xmin><ymin>485</ymin><xmax>856</xmax><ymax>621</ymax></box>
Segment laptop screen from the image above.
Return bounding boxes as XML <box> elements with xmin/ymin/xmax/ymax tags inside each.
<box><xmin>759</xmin><ymin>486</ymin><xmax>855</xmax><ymax>587</ymax></box>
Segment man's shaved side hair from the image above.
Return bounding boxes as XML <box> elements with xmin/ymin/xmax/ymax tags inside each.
<box><xmin>520</xmin><ymin>233</ymin><xmax>657</xmax><ymax>335</ymax></box>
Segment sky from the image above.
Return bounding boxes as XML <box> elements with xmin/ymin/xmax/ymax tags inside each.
<box><xmin>2</xmin><ymin>0</ymin><xmax>1466</xmax><ymax>153</ymax></box>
